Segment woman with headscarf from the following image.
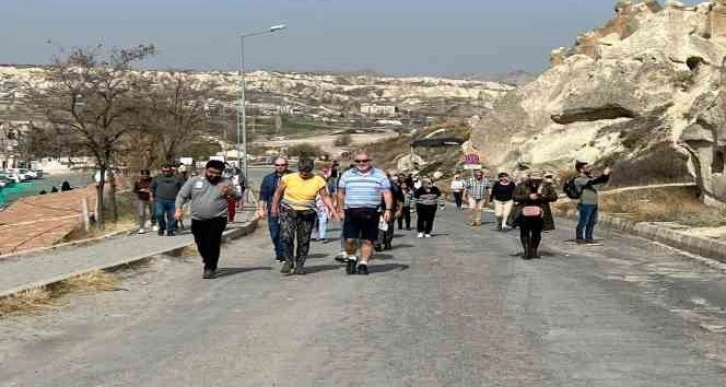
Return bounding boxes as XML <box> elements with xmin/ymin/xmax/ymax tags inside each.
<box><xmin>513</xmin><ymin>170</ymin><xmax>558</xmax><ymax>259</ymax></box>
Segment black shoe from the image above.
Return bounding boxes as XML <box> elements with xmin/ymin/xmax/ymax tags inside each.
<box><xmin>406</xmin><ymin>227</ymin><xmax>411</xmax><ymax>231</ymax></box>
<box><xmin>294</xmin><ymin>267</ymin><xmax>307</xmax><ymax>275</ymax></box>
<box><xmin>346</xmin><ymin>258</ymin><xmax>357</xmax><ymax>275</ymax></box>
<box><xmin>157</xmin><ymin>229</ymin><xmax>165</xmax><ymax>236</ymax></box>
<box><xmin>374</xmin><ymin>244</ymin><xmax>383</xmax><ymax>252</ymax></box>
<box><xmin>384</xmin><ymin>242</ymin><xmax>392</xmax><ymax>250</ymax></box>
<box><xmin>202</xmin><ymin>269</ymin><xmax>215</xmax><ymax>279</ymax></box>
<box><xmin>281</xmin><ymin>261</ymin><xmax>293</xmax><ymax>274</ymax></box>
<box><xmin>275</xmin><ymin>257</ymin><xmax>285</xmax><ymax>262</ymax></box>
<box><xmin>357</xmin><ymin>263</ymin><xmax>369</xmax><ymax>275</ymax></box>
<box><xmin>334</xmin><ymin>254</ymin><xmax>347</xmax><ymax>263</ymax></box>
<box><xmin>167</xmin><ymin>232</ymin><xmax>176</xmax><ymax>237</ymax></box>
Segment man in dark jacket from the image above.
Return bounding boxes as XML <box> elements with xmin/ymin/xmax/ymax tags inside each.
<box><xmin>376</xmin><ymin>171</ymin><xmax>404</xmax><ymax>251</ymax></box>
<box><xmin>256</xmin><ymin>156</ymin><xmax>291</xmax><ymax>261</ymax></box>
<box><xmin>151</xmin><ymin>164</ymin><xmax>185</xmax><ymax>236</ymax></box>
<box><xmin>133</xmin><ymin>169</ymin><xmax>156</xmax><ymax>234</ymax></box>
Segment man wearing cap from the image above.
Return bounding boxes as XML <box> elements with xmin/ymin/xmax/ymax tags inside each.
<box><xmin>337</xmin><ymin>150</ymin><xmax>393</xmax><ymax>275</ymax></box>
<box><xmin>175</xmin><ymin>160</ymin><xmax>241</xmax><ymax>279</ymax></box>
<box><xmin>463</xmin><ymin>169</ymin><xmax>492</xmax><ymax>227</ymax></box>
<box><xmin>271</xmin><ymin>158</ymin><xmax>338</xmax><ymax>275</ymax></box>
<box><xmin>257</xmin><ymin>156</ymin><xmax>292</xmax><ymax>261</ymax></box>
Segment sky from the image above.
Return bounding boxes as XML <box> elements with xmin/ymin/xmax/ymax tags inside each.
<box><xmin>1</xmin><ymin>0</ymin><xmax>626</xmax><ymax>76</ymax></box>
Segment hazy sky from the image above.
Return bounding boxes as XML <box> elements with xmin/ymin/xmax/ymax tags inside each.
<box><xmin>2</xmin><ymin>0</ymin><xmax>627</xmax><ymax>76</ymax></box>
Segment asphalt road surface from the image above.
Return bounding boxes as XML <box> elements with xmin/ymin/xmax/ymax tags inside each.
<box><xmin>2</xmin><ymin>210</ymin><xmax>726</xmax><ymax>386</ymax></box>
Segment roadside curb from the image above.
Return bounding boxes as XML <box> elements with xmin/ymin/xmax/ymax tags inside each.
<box><xmin>0</xmin><ymin>219</ymin><xmax>258</xmax><ymax>300</ymax></box>
<box><xmin>554</xmin><ymin>208</ymin><xmax>726</xmax><ymax>263</ymax></box>
<box><xmin>0</xmin><ymin>225</ymin><xmax>137</xmax><ymax>262</ymax></box>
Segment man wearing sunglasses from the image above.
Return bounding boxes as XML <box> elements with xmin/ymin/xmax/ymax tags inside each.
<box><xmin>337</xmin><ymin>151</ymin><xmax>393</xmax><ymax>275</ymax></box>
<box><xmin>257</xmin><ymin>156</ymin><xmax>292</xmax><ymax>261</ymax></box>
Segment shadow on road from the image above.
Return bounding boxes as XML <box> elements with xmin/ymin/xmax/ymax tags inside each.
<box><xmin>368</xmin><ymin>263</ymin><xmax>409</xmax><ymax>273</ymax></box>
<box><xmin>391</xmin><ymin>243</ymin><xmax>414</xmax><ymax>250</ymax></box>
<box><xmin>215</xmin><ymin>267</ymin><xmax>273</xmax><ymax>278</ymax></box>
<box><xmin>307</xmin><ymin>253</ymin><xmax>329</xmax><ymax>259</ymax></box>
<box><xmin>304</xmin><ymin>264</ymin><xmax>343</xmax><ymax>274</ymax></box>
<box><xmin>373</xmin><ymin>253</ymin><xmax>396</xmax><ymax>261</ymax></box>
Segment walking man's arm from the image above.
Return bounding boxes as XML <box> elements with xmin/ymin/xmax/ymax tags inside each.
<box><xmin>270</xmin><ymin>183</ymin><xmax>285</xmax><ymax>218</ymax></box>
<box><xmin>382</xmin><ymin>189</ymin><xmax>393</xmax><ymax>222</ymax></box>
<box><xmin>174</xmin><ymin>178</ymin><xmax>193</xmax><ymax>221</ymax></box>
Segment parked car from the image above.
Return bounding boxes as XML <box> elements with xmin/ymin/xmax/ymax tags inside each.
<box><xmin>10</xmin><ymin>169</ymin><xmax>32</xmax><ymax>181</ymax></box>
<box><xmin>19</xmin><ymin>169</ymin><xmax>38</xmax><ymax>179</ymax></box>
<box><xmin>0</xmin><ymin>171</ymin><xmax>21</xmax><ymax>183</ymax></box>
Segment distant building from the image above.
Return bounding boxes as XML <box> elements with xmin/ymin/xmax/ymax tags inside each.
<box><xmin>360</xmin><ymin>104</ymin><xmax>397</xmax><ymax>117</ymax></box>
<box><xmin>0</xmin><ymin>120</ymin><xmax>30</xmax><ymax>169</ymax></box>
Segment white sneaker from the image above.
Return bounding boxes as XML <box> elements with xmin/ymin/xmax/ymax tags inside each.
<box><xmin>417</xmin><ymin>233</ymin><xmax>424</xmax><ymax>238</ymax></box>
<box><xmin>152</xmin><ymin>225</ymin><xmax>159</xmax><ymax>232</ymax></box>
<box><xmin>424</xmin><ymin>234</ymin><xmax>432</xmax><ymax>238</ymax></box>
<box><xmin>138</xmin><ymin>228</ymin><xmax>146</xmax><ymax>234</ymax></box>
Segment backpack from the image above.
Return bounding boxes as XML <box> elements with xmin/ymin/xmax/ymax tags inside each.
<box><xmin>563</xmin><ymin>177</ymin><xmax>581</xmax><ymax>199</ymax></box>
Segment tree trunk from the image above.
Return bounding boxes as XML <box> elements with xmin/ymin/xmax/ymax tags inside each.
<box><xmin>96</xmin><ymin>167</ymin><xmax>106</xmax><ymax>229</ymax></box>
<box><xmin>105</xmin><ymin>153</ymin><xmax>118</xmax><ymax>223</ymax></box>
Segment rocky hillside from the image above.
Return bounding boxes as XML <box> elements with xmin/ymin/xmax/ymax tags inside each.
<box><xmin>0</xmin><ymin>66</ymin><xmax>513</xmax><ymax>123</ymax></box>
<box><xmin>471</xmin><ymin>0</ymin><xmax>726</xmax><ymax>206</ymax></box>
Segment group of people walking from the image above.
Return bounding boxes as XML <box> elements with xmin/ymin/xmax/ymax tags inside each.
<box><xmin>130</xmin><ymin>150</ymin><xmax>612</xmax><ymax>279</ymax></box>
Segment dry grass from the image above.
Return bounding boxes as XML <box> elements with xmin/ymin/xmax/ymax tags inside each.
<box><xmin>554</xmin><ymin>186</ymin><xmax>726</xmax><ymax>227</ymax></box>
<box><xmin>0</xmin><ymin>271</ymin><xmax>120</xmax><ymax>318</ymax></box>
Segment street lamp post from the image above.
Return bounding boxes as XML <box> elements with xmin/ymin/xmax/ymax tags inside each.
<box><xmin>237</xmin><ymin>24</ymin><xmax>286</xmax><ymax>183</ymax></box>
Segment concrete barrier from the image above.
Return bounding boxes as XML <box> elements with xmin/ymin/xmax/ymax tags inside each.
<box><xmin>0</xmin><ymin>219</ymin><xmax>258</xmax><ymax>300</ymax></box>
<box><xmin>555</xmin><ymin>208</ymin><xmax>726</xmax><ymax>263</ymax></box>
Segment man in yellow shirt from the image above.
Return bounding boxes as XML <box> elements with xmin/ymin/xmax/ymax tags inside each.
<box><xmin>271</xmin><ymin>158</ymin><xmax>338</xmax><ymax>275</ymax></box>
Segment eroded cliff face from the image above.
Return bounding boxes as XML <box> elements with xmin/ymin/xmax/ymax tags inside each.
<box><xmin>471</xmin><ymin>0</ymin><xmax>726</xmax><ymax>204</ymax></box>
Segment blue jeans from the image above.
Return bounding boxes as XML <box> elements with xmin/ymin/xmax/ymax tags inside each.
<box><xmin>155</xmin><ymin>199</ymin><xmax>177</xmax><ymax>234</ymax></box>
<box><xmin>317</xmin><ymin>211</ymin><xmax>328</xmax><ymax>240</ymax></box>
<box><xmin>268</xmin><ymin>214</ymin><xmax>283</xmax><ymax>259</ymax></box>
<box><xmin>576</xmin><ymin>204</ymin><xmax>599</xmax><ymax>240</ymax></box>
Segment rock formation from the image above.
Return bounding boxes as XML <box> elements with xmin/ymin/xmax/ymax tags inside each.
<box><xmin>471</xmin><ymin>0</ymin><xmax>726</xmax><ymax>206</ymax></box>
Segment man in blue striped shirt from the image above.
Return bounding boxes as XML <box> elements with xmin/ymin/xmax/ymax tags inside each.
<box><xmin>337</xmin><ymin>151</ymin><xmax>393</xmax><ymax>275</ymax></box>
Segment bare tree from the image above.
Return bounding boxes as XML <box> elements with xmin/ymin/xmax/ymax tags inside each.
<box><xmin>135</xmin><ymin>72</ymin><xmax>216</xmax><ymax>165</ymax></box>
<box><xmin>27</xmin><ymin>44</ymin><xmax>156</xmax><ymax>227</ymax></box>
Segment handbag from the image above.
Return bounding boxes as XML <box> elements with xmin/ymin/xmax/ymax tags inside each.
<box><xmin>522</xmin><ymin>205</ymin><xmax>542</xmax><ymax>218</ymax></box>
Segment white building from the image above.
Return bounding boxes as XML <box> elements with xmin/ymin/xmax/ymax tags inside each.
<box><xmin>360</xmin><ymin>104</ymin><xmax>396</xmax><ymax>117</ymax></box>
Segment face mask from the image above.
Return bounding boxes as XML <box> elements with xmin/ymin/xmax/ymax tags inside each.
<box><xmin>206</xmin><ymin>174</ymin><xmax>221</xmax><ymax>183</ymax></box>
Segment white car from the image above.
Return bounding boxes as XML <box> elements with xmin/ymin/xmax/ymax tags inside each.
<box><xmin>10</xmin><ymin>169</ymin><xmax>32</xmax><ymax>181</ymax></box>
<box><xmin>20</xmin><ymin>169</ymin><xmax>38</xmax><ymax>179</ymax></box>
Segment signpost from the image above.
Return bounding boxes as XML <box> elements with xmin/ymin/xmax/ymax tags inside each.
<box><xmin>461</xmin><ymin>152</ymin><xmax>482</xmax><ymax>170</ymax></box>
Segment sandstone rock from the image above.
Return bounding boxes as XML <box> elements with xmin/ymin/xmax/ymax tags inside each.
<box><xmin>709</xmin><ymin>2</ymin><xmax>726</xmax><ymax>38</ymax></box>
<box><xmin>470</xmin><ymin>0</ymin><xmax>726</xmax><ymax>205</ymax></box>
<box><xmin>643</xmin><ymin>0</ymin><xmax>664</xmax><ymax>13</ymax></box>
<box><xmin>550</xmin><ymin>47</ymin><xmax>566</xmax><ymax>67</ymax></box>
<box><xmin>665</xmin><ymin>0</ymin><xmax>686</xmax><ymax>10</ymax></box>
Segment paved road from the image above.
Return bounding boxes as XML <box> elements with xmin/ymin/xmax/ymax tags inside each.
<box><xmin>2</xmin><ymin>210</ymin><xmax>726</xmax><ymax>386</ymax></box>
